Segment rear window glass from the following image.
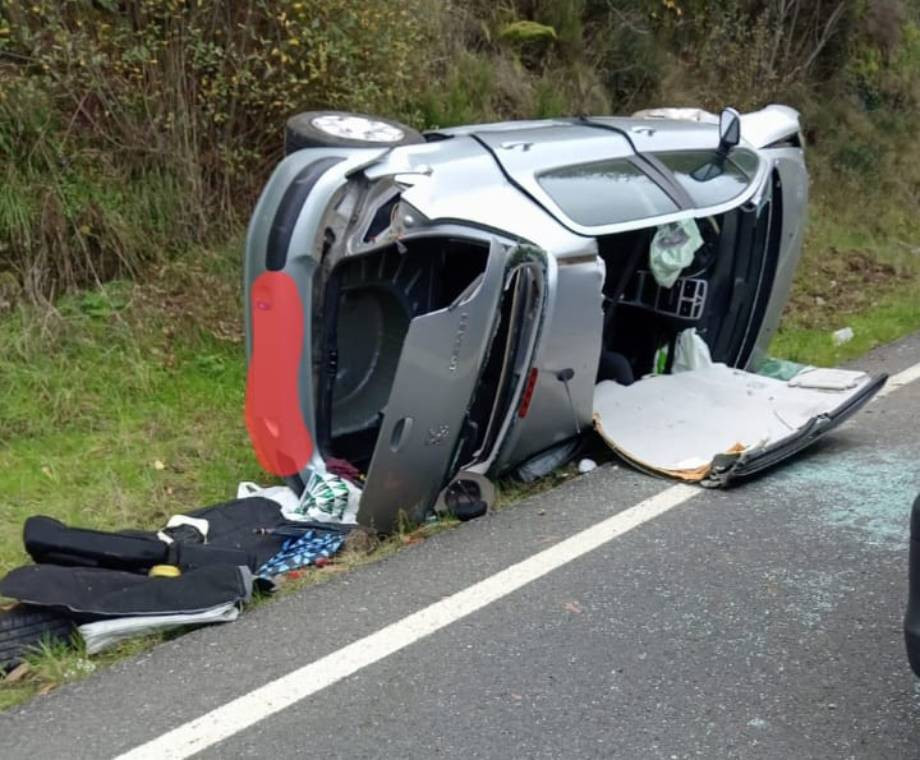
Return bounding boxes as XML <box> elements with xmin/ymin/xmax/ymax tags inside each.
<box><xmin>655</xmin><ymin>150</ymin><xmax>758</xmax><ymax>208</ymax></box>
<box><xmin>537</xmin><ymin>159</ymin><xmax>678</xmax><ymax>227</ymax></box>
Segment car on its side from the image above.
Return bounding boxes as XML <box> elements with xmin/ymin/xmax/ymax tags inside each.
<box><xmin>243</xmin><ymin>107</ymin><xmax>885</xmax><ymax>532</ymax></box>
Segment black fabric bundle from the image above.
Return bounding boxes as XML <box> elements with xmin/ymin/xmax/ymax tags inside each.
<box><xmin>23</xmin><ymin>497</ymin><xmax>290</xmax><ymax>573</ymax></box>
<box><xmin>0</xmin><ymin>497</ymin><xmax>300</xmax><ymax>618</ymax></box>
<box><xmin>0</xmin><ymin>565</ymin><xmax>251</xmax><ymax>618</ymax></box>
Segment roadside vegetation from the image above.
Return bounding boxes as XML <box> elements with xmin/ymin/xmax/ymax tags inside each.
<box><xmin>2</xmin><ymin>0</ymin><xmax>920</xmax><ymax>707</ymax></box>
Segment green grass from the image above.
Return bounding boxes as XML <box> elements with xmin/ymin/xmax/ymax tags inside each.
<box><xmin>771</xmin><ymin>285</ymin><xmax>920</xmax><ymax>367</ymax></box>
<box><xmin>1</xmin><ymin>198</ymin><xmax>919</xmax><ymax>710</ymax></box>
<box><xmin>768</xmin><ymin>195</ymin><xmax>920</xmax><ymax>366</ymax></box>
<box><xmin>0</xmin><ymin>239</ymin><xmax>263</xmax><ymax>577</ymax></box>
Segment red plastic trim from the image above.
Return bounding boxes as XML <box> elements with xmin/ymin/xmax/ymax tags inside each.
<box><xmin>245</xmin><ymin>271</ymin><xmax>314</xmax><ymax>476</ymax></box>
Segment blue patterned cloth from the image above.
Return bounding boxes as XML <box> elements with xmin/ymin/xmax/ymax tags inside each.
<box><xmin>256</xmin><ymin>530</ymin><xmax>345</xmax><ymax>579</ymax></box>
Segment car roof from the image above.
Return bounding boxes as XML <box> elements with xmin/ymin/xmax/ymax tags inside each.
<box><xmin>437</xmin><ymin>118</ymin><xmax>766</xmax><ymax>236</ymax></box>
<box><xmin>427</xmin><ymin>116</ymin><xmax>724</xmax><ymax>154</ymax></box>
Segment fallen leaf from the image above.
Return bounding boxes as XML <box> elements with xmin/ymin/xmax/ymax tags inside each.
<box><xmin>4</xmin><ymin>662</ymin><xmax>30</xmax><ymax>683</ymax></box>
<box><xmin>153</xmin><ymin>459</ymin><xmax>166</xmax><ymax>471</ymax></box>
<box><xmin>564</xmin><ymin>601</ymin><xmax>583</xmax><ymax>615</ymax></box>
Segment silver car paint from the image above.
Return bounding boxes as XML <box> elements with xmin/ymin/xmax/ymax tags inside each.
<box><xmin>244</xmin><ymin>106</ymin><xmax>808</xmax><ymax>526</ymax></box>
<box><xmin>357</xmin><ymin>239</ymin><xmax>543</xmax><ymax>531</ymax></box>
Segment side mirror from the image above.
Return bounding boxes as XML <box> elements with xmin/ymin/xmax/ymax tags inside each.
<box><xmin>718</xmin><ymin>107</ymin><xmax>741</xmax><ymax>154</ymax></box>
<box><xmin>691</xmin><ymin>107</ymin><xmax>742</xmax><ymax>182</ymax></box>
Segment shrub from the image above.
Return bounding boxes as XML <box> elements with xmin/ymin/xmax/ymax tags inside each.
<box><xmin>0</xmin><ymin>0</ymin><xmax>433</xmax><ymax>296</ymax></box>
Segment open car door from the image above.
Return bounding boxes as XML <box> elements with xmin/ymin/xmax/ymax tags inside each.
<box><xmin>355</xmin><ymin>239</ymin><xmax>524</xmax><ymax>532</ymax></box>
<box><xmin>593</xmin><ymin>364</ymin><xmax>887</xmax><ymax>487</ymax></box>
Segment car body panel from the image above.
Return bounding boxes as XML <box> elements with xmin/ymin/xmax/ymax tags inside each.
<box><xmin>742</xmin><ymin>145</ymin><xmax>809</xmax><ymax>368</ymax></box>
<box><xmin>356</xmin><ymin>238</ymin><xmax>516</xmax><ymax>531</ymax></box>
<box><xmin>489</xmin><ymin>255</ymin><xmax>605</xmax><ymax>470</ymax></box>
<box><xmin>593</xmin><ymin>367</ymin><xmax>886</xmax><ymax>485</ymax></box>
<box><xmin>472</xmin><ymin>120</ymin><xmax>772</xmax><ymax>238</ymax></box>
<box><xmin>705</xmin><ymin>372</ymin><xmax>887</xmax><ymax>486</ymax></box>
<box><xmin>244</xmin><ymin>148</ymin><xmax>389</xmax><ymax>475</ymax></box>
<box><xmin>364</xmin><ymin>136</ymin><xmax>597</xmax><ymax>258</ymax></box>
<box><xmin>243</xmin><ymin>105</ymin><xmax>878</xmax><ymax>530</ymax></box>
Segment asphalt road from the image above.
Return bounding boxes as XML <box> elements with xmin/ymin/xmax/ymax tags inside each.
<box><xmin>3</xmin><ymin>333</ymin><xmax>920</xmax><ymax>759</ymax></box>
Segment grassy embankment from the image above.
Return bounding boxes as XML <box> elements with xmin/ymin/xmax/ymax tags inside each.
<box><xmin>2</xmin><ymin>0</ymin><xmax>920</xmax><ymax>709</ymax></box>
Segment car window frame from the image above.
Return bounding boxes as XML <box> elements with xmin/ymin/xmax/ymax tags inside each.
<box><xmin>515</xmin><ymin>150</ymin><xmax>769</xmax><ymax>238</ymax></box>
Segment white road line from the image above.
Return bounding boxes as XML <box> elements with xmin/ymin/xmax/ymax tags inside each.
<box><xmin>114</xmin><ymin>358</ymin><xmax>920</xmax><ymax>760</ymax></box>
<box><xmin>114</xmin><ymin>484</ymin><xmax>699</xmax><ymax>760</ymax></box>
<box><xmin>876</xmin><ymin>360</ymin><xmax>920</xmax><ymax>399</ymax></box>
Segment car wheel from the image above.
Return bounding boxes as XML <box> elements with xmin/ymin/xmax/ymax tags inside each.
<box><xmin>0</xmin><ymin>604</ymin><xmax>75</xmax><ymax>671</ymax></box>
<box><xmin>285</xmin><ymin>111</ymin><xmax>424</xmax><ymax>154</ymax></box>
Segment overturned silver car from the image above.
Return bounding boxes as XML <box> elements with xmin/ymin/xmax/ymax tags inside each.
<box><xmin>244</xmin><ymin>107</ymin><xmax>885</xmax><ymax>531</ymax></box>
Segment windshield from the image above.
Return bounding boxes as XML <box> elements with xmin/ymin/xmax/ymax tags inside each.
<box><xmin>655</xmin><ymin>149</ymin><xmax>759</xmax><ymax>208</ymax></box>
<box><xmin>535</xmin><ymin>148</ymin><xmax>761</xmax><ymax>230</ymax></box>
<box><xmin>537</xmin><ymin>159</ymin><xmax>679</xmax><ymax>226</ymax></box>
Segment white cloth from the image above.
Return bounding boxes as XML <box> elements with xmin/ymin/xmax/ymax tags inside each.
<box><xmin>672</xmin><ymin>328</ymin><xmax>713</xmax><ymax>373</ymax></box>
<box><xmin>236</xmin><ymin>481</ymin><xmax>301</xmax><ymax>514</ymax></box>
<box><xmin>79</xmin><ymin>603</ymin><xmax>240</xmax><ymax>655</ymax></box>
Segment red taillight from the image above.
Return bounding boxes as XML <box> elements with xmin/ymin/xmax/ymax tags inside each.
<box><xmin>517</xmin><ymin>367</ymin><xmax>539</xmax><ymax>418</ymax></box>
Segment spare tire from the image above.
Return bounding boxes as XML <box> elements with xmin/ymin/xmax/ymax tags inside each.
<box><xmin>0</xmin><ymin>604</ymin><xmax>75</xmax><ymax>671</ymax></box>
<box><xmin>285</xmin><ymin>111</ymin><xmax>424</xmax><ymax>154</ymax></box>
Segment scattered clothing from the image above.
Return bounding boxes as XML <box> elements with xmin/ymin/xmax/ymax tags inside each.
<box><xmin>238</xmin><ymin>470</ymin><xmax>360</xmax><ymax>525</ymax></box>
<box><xmin>256</xmin><ymin>530</ymin><xmax>345</xmax><ymax>579</ymax></box>
<box><xmin>324</xmin><ymin>457</ymin><xmax>363</xmax><ymax>486</ymax></box>
<box><xmin>0</xmin><ymin>564</ymin><xmax>253</xmax><ymax>618</ymax></box>
<box><xmin>1</xmin><ymin>486</ymin><xmax>354</xmax><ymax>656</ymax></box>
<box><xmin>24</xmin><ymin>497</ymin><xmax>295</xmax><ymax>575</ymax></box>
<box><xmin>24</xmin><ymin>515</ymin><xmax>257</xmax><ymax>574</ymax></box>
<box><xmin>157</xmin><ymin>514</ymin><xmax>210</xmax><ymax>545</ymax></box>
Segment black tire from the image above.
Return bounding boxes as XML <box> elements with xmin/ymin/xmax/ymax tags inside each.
<box><xmin>284</xmin><ymin>110</ymin><xmax>424</xmax><ymax>154</ymax></box>
<box><xmin>0</xmin><ymin>605</ymin><xmax>75</xmax><ymax>671</ymax></box>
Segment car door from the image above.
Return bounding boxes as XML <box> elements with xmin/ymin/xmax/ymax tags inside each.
<box><xmin>355</xmin><ymin>238</ymin><xmax>514</xmax><ymax>532</ymax></box>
